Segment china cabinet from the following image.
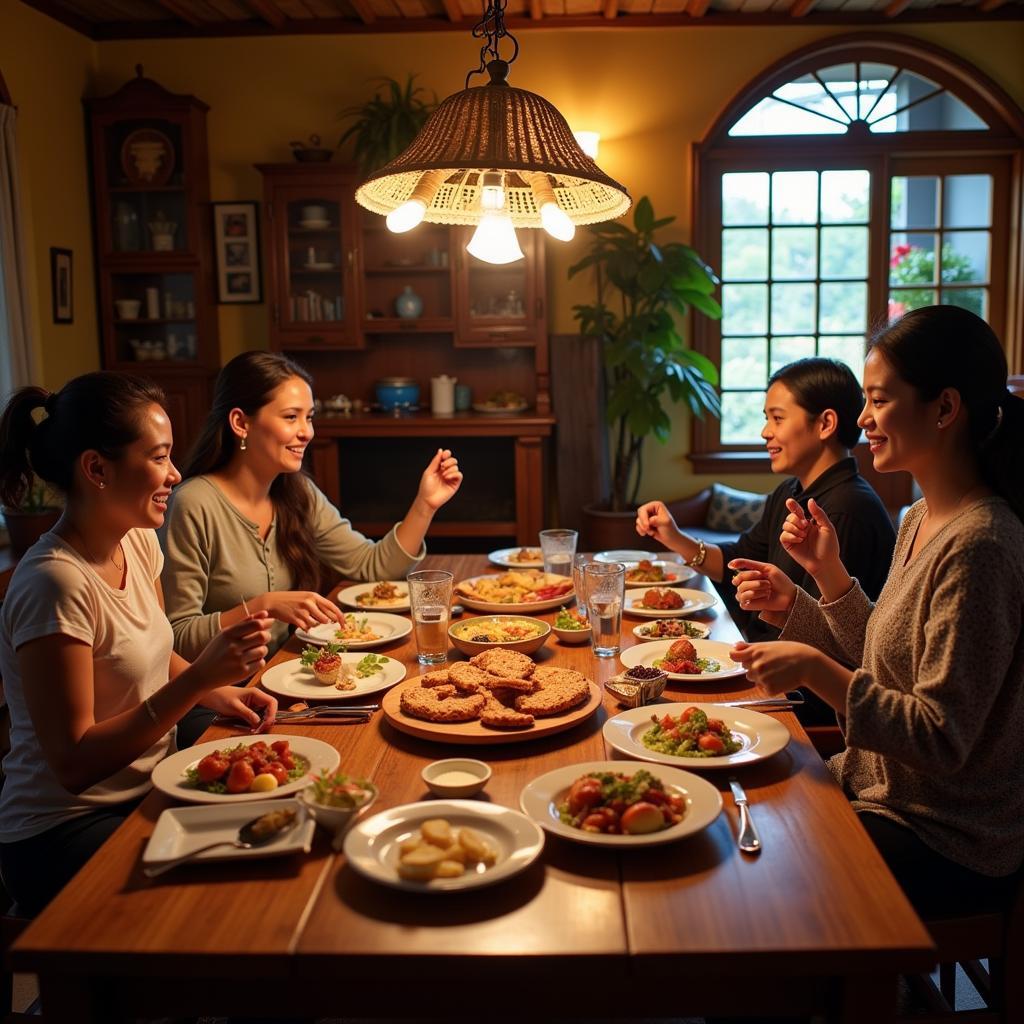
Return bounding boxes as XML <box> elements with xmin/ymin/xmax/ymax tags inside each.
<box><xmin>85</xmin><ymin>67</ymin><xmax>218</xmax><ymax>456</ymax></box>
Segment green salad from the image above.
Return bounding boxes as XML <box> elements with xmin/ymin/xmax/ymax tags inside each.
<box><xmin>641</xmin><ymin>707</ymin><xmax>743</xmax><ymax>758</ymax></box>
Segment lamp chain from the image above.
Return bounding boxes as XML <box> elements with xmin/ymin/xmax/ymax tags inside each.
<box><xmin>465</xmin><ymin>0</ymin><xmax>519</xmax><ymax>89</ymax></box>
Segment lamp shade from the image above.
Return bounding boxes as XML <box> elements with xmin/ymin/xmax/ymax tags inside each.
<box><xmin>354</xmin><ymin>62</ymin><xmax>631</xmax><ymax>230</ymax></box>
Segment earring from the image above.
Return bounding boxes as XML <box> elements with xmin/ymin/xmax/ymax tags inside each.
<box><xmin>240</xmin><ymin>436</ymin><xmax>247</xmax><ymax>451</ymax></box>
<box><xmin>98</xmin><ymin>482</ymin><xmax>106</xmax><ymax>489</ymax></box>
<box><xmin>936</xmin><ymin>420</ymin><xmax>943</xmax><ymax>429</ymax></box>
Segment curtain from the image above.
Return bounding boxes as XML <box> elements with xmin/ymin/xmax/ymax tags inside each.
<box><xmin>0</xmin><ymin>102</ymin><xmax>38</xmax><ymax>398</ymax></box>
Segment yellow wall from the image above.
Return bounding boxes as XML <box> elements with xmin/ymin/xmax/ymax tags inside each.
<box><xmin>3</xmin><ymin>14</ymin><xmax>1023</xmax><ymax>498</ymax></box>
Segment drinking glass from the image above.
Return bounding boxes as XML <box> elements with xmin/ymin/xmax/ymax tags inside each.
<box><xmin>572</xmin><ymin>554</ymin><xmax>591</xmax><ymax>621</ymax></box>
<box><xmin>539</xmin><ymin>529</ymin><xmax>578</xmax><ymax>576</ymax></box>
<box><xmin>583</xmin><ymin>562</ymin><xmax>625</xmax><ymax>657</ymax></box>
<box><xmin>406</xmin><ymin>569</ymin><xmax>454</xmax><ymax>665</ymax></box>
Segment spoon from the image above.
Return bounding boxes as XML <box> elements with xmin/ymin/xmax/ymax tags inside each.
<box><xmin>143</xmin><ymin>808</ymin><xmax>302</xmax><ymax>878</ymax></box>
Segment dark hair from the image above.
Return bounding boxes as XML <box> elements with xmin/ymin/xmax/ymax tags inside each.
<box><xmin>0</xmin><ymin>372</ymin><xmax>166</xmax><ymax>509</ymax></box>
<box><xmin>183</xmin><ymin>351</ymin><xmax>322</xmax><ymax>590</ymax></box>
<box><xmin>767</xmin><ymin>357</ymin><xmax>864</xmax><ymax>449</ymax></box>
<box><xmin>870</xmin><ymin>305</ymin><xmax>1024</xmax><ymax>522</ymax></box>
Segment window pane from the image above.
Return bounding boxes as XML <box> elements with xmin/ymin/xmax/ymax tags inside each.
<box><xmin>943</xmin><ymin>175</ymin><xmax>992</xmax><ymax>227</ymax></box>
<box><xmin>819</xmin><ymin>282</ymin><xmax>867</xmax><ymax>333</ymax></box>
<box><xmin>821</xmin><ymin>170</ymin><xmax>870</xmax><ymax>223</ymax></box>
<box><xmin>858</xmin><ymin>64</ymin><xmax>897</xmax><ymax>120</ymax></box>
<box><xmin>775</xmin><ymin>71</ymin><xmax>851</xmax><ymax>125</ymax></box>
<box><xmin>817</xmin><ymin>64</ymin><xmax>858</xmax><ymax>122</ymax></box>
<box><xmin>941</xmin><ymin>231</ymin><xmax>989</xmax><ymax>284</ymax></box>
<box><xmin>723</xmin><ymin>173</ymin><xmax>769</xmax><ymax>226</ymax></box>
<box><xmin>772</xmin><ymin>172</ymin><xmax>818</xmax><ymax>224</ymax></box>
<box><xmin>721</xmin><ymin>337</ymin><xmax>767</xmax><ymax>388</ymax></box>
<box><xmin>891</xmin><ymin>177</ymin><xmax>939</xmax><ymax>230</ymax></box>
<box><xmin>770</xmin><ymin>336</ymin><xmax>815</xmax><ymax>374</ymax></box>
<box><xmin>722</xmin><ymin>228</ymin><xmax>769</xmax><ymax>280</ymax></box>
<box><xmin>818</xmin><ymin>336</ymin><xmax>866</xmax><ymax>380</ymax></box>
<box><xmin>874</xmin><ymin>89</ymin><xmax>988</xmax><ymax>133</ymax></box>
<box><xmin>729</xmin><ymin>97</ymin><xmax>848</xmax><ymax>137</ymax></box>
<box><xmin>821</xmin><ymin>226</ymin><xmax>868</xmax><ymax>279</ymax></box>
<box><xmin>941</xmin><ymin>288</ymin><xmax>987</xmax><ymax>319</ymax></box>
<box><xmin>772</xmin><ymin>228</ymin><xmax>817</xmax><ymax>280</ymax></box>
<box><xmin>890</xmin><ymin>233</ymin><xmax>938</xmax><ymax>285</ymax></box>
<box><xmin>889</xmin><ymin>289</ymin><xmax>937</xmax><ymax>321</ymax></box>
<box><xmin>721</xmin><ymin>391</ymin><xmax>767</xmax><ymax>444</ymax></box>
<box><xmin>771</xmin><ymin>283</ymin><xmax>816</xmax><ymax>333</ymax></box>
<box><xmin>722</xmin><ymin>283</ymin><xmax>768</xmax><ymax>335</ymax></box>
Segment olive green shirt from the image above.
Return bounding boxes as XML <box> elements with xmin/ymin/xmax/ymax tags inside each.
<box><xmin>160</xmin><ymin>475</ymin><xmax>423</xmax><ymax>660</ymax></box>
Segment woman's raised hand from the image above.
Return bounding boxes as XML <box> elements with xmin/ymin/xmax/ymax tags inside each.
<box><xmin>263</xmin><ymin>592</ymin><xmax>342</xmax><ymax>630</ymax></box>
<box><xmin>416</xmin><ymin>448</ymin><xmax>463</xmax><ymax>512</ymax></box>
<box><xmin>192</xmin><ymin>615</ymin><xmax>274</xmax><ymax>689</ymax></box>
<box><xmin>635</xmin><ymin>500</ymin><xmax>681</xmax><ymax>547</ymax></box>
<box><xmin>727</xmin><ymin>557</ymin><xmax>797</xmax><ymax>616</ymax></box>
<box><xmin>780</xmin><ymin>497</ymin><xmax>841</xmax><ymax>576</ymax></box>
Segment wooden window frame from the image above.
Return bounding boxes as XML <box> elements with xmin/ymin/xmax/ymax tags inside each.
<box><xmin>691</xmin><ymin>33</ymin><xmax>1024</xmax><ymax>473</ymax></box>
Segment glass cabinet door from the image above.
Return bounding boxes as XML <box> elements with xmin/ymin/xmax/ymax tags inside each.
<box><xmin>283</xmin><ymin>193</ymin><xmax>346</xmax><ymax>329</ymax></box>
<box><xmin>109</xmin><ymin>270</ymin><xmax>199</xmax><ymax>364</ymax></box>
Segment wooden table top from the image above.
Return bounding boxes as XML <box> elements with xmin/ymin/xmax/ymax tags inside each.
<box><xmin>13</xmin><ymin>553</ymin><xmax>934</xmax><ymax>1013</ymax></box>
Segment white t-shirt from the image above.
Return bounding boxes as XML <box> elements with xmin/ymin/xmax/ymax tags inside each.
<box><xmin>0</xmin><ymin>529</ymin><xmax>175</xmax><ymax>842</ymax></box>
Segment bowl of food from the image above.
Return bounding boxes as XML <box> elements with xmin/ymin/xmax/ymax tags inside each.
<box><xmin>300</xmin><ymin>769</ymin><xmax>377</xmax><ymax>834</ymax></box>
<box><xmin>421</xmin><ymin>758</ymin><xmax>492</xmax><ymax>798</ymax></box>
<box><xmin>605</xmin><ymin>666</ymin><xmax>669</xmax><ymax>708</ymax></box>
<box><xmin>448</xmin><ymin>615</ymin><xmax>550</xmax><ymax>656</ymax></box>
<box><xmin>552</xmin><ymin>607</ymin><xmax>591</xmax><ymax>644</ymax></box>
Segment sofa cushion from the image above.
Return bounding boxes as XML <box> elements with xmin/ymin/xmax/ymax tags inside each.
<box><xmin>706</xmin><ymin>483</ymin><xmax>767</xmax><ymax>534</ymax></box>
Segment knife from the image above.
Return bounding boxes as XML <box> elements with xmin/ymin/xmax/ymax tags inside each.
<box><xmin>728</xmin><ymin>777</ymin><xmax>762</xmax><ymax>854</ymax></box>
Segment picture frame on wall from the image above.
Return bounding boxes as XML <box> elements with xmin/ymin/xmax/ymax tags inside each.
<box><xmin>50</xmin><ymin>248</ymin><xmax>73</xmax><ymax>324</ymax></box>
<box><xmin>213</xmin><ymin>202</ymin><xmax>262</xmax><ymax>304</ymax></box>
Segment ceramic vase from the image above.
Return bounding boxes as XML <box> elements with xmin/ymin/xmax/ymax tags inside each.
<box><xmin>395</xmin><ymin>286</ymin><xmax>423</xmax><ymax>320</ymax></box>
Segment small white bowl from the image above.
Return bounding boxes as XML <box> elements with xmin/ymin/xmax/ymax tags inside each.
<box><xmin>552</xmin><ymin>624</ymin><xmax>591</xmax><ymax>645</ymax></box>
<box><xmin>300</xmin><ymin>780</ymin><xmax>377</xmax><ymax>834</ymax></box>
<box><xmin>421</xmin><ymin>758</ymin><xmax>492</xmax><ymax>798</ymax></box>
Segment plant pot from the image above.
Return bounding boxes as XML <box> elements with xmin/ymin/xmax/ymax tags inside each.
<box><xmin>292</xmin><ymin>148</ymin><xmax>334</xmax><ymax>163</ymax></box>
<box><xmin>3</xmin><ymin>507</ymin><xmax>62</xmax><ymax>554</ymax></box>
<box><xmin>580</xmin><ymin>503</ymin><xmax>661</xmax><ymax>554</ymax></box>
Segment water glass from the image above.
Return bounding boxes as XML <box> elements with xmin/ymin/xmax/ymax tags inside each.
<box><xmin>572</xmin><ymin>554</ymin><xmax>591</xmax><ymax>621</ymax></box>
<box><xmin>583</xmin><ymin>562</ymin><xmax>625</xmax><ymax>658</ymax></box>
<box><xmin>407</xmin><ymin>569</ymin><xmax>454</xmax><ymax>665</ymax></box>
<box><xmin>539</xmin><ymin>529</ymin><xmax>578</xmax><ymax>576</ymax></box>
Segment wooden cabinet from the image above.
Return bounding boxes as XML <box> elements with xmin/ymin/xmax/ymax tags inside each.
<box><xmin>85</xmin><ymin>67</ymin><xmax>218</xmax><ymax>456</ymax></box>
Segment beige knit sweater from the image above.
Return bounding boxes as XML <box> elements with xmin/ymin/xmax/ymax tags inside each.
<box><xmin>780</xmin><ymin>497</ymin><xmax>1024</xmax><ymax>877</ymax></box>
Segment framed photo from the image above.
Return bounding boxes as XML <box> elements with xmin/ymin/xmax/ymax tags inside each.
<box><xmin>50</xmin><ymin>248</ymin><xmax>73</xmax><ymax>324</ymax></box>
<box><xmin>213</xmin><ymin>202</ymin><xmax>262</xmax><ymax>303</ymax></box>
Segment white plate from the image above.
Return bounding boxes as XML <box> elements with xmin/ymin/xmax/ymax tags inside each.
<box><xmin>624</xmin><ymin>587</ymin><xmax>718</xmax><ymax>617</ymax></box>
<box><xmin>603</xmin><ymin>702</ymin><xmax>791</xmax><ymax>770</ymax></box>
<box><xmin>455</xmin><ymin>573</ymin><xmax>575</xmax><ymax>614</ymax></box>
<box><xmin>295</xmin><ymin>612</ymin><xmax>412</xmax><ymax>649</ymax></box>
<box><xmin>472</xmin><ymin>402</ymin><xmax>528</xmax><ymax>415</ymax></box>
<box><xmin>142</xmin><ymin>799</ymin><xmax>314</xmax><ymax>868</ymax></box>
<box><xmin>151</xmin><ymin>736</ymin><xmax>340</xmax><ymax>804</ymax></box>
<box><xmin>488</xmin><ymin>547</ymin><xmax>544</xmax><ymax>569</ymax></box>
<box><xmin>519</xmin><ymin>760</ymin><xmax>722</xmax><ymax>847</ymax></box>
<box><xmin>593</xmin><ymin>549</ymin><xmax>650</xmax><ymax>564</ymax></box>
<box><xmin>619</xmin><ymin>637</ymin><xmax>745</xmax><ymax>682</ymax></box>
<box><xmin>343</xmin><ymin>799</ymin><xmax>545</xmax><ymax>892</ymax></box>
<box><xmin>632</xmin><ymin>619</ymin><xmax>712</xmax><ymax>641</ymax></box>
<box><xmin>337</xmin><ymin>581</ymin><xmax>411</xmax><ymax>612</ymax></box>
<box><xmin>622</xmin><ymin>560</ymin><xmax>697</xmax><ymax>587</ymax></box>
<box><xmin>259</xmin><ymin>654</ymin><xmax>406</xmax><ymax>702</ymax></box>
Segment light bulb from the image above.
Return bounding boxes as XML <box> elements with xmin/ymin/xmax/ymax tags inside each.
<box><xmin>386</xmin><ymin>200</ymin><xmax>426</xmax><ymax>233</ymax></box>
<box><xmin>480</xmin><ymin>169</ymin><xmax>506</xmax><ymax>212</ymax></box>
<box><xmin>466</xmin><ymin>212</ymin><xmax>524</xmax><ymax>265</ymax></box>
<box><xmin>540</xmin><ymin>202</ymin><xmax>575</xmax><ymax>241</ymax></box>
<box><xmin>573</xmin><ymin>131</ymin><xmax>600</xmax><ymax>159</ymax></box>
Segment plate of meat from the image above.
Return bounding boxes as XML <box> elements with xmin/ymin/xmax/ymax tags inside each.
<box><xmin>618</xmin><ymin>638</ymin><xmax>746</xmax><ymax>682</ymax></box>
<box><xmin>624</xmin><ymin>587</ymin><xmax>717</xmax><ymax>618</ymax></box>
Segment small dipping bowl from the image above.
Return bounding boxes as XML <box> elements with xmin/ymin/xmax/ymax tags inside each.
<box><xmin>422</xmin><ymin>758</ymin><xmax>492</xmax><ymax>798</ymax></box>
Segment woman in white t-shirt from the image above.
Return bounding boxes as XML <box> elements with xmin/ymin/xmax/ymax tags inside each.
<box><xmin>0</xmin><ymin>372</ymin><xmax>276</xmax><ymax>914</ymax></box>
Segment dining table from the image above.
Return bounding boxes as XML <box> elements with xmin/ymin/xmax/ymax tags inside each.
<box><xmin>11</xmin><ymin>554</ymin><xmax>935</xmax><ymax>1022</ymax></box>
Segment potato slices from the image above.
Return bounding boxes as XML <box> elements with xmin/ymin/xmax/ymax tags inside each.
<box><xmin>396</xmin><ymin>818</ymin><xmax>497</xmax><ymax>881</ymax></box>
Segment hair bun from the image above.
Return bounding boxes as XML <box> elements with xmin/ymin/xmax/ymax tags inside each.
<box><xmin>43</xmin><ymin>392</ymin><xmax>58</xmax><ymax>414</ymax></box>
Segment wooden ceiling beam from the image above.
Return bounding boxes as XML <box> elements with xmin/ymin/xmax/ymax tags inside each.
<box><xmin>246</xmin><ymin>0</ymin><xmax>288</xmax><ymax>28</ymax></box>
<box><xmin>603</xmin><ymin>0</ymin><xmax>619</xmax><ymax>18</ymax></box>
<box><xmin>530</xmin><ymin>0</ymin><xmax>544</xmax><ymax>20</ymax></box>
<box><xmin>350</xmin><ymin>0</ymin><xmax>376</xmax><ymax>23</ymax></box>
<box><xmin>883</xmin><ymin>0</ymin><xmax>914</xmax><ymax>16</ymax></box>
<box><xmin>155</xmin><ymin>0</ymin><xmax>204</xmax><ymax>26</ymax></box>
<box><xmin>441</xmin><ymin>0</ymin><xmax>463</xmax><ymax>20</ymax></box>
<box><xmin>789</xmin><ymin>0</ymin><xmax>816</xmax><ymax>16</ymax></box>
<box><xmin>686</xmin><ymin>0</ymin><xmax>712</xmax><ymax>16</ymax></box>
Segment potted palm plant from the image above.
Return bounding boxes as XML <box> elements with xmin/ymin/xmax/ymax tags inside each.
<box><xmin>569</xmin><ymin>197</ymin><xmax>722</xmax><ymax>545</ymax></box>
<box><xmin>2</xmin><ymin>479</ymin><xmax>62</xmax><ymax>554</ymax></box>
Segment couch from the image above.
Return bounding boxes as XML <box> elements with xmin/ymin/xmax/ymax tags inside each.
<box><xmin>665</xmin><ymin>483</ymin><xmax>768</xmax><ymax>547</ymax></box>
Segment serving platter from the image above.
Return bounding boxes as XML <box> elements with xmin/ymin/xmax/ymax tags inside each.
<box><xmin>259</xmin><ymin>654</ymin><xmax>406</xmax><ymax>702</ymax></box>
<box><xmin>454</xmin><ymin>572</ymin><xmax>574</xmax><ymax>614</ymax></box>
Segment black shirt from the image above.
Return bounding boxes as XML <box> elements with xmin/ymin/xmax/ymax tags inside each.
<box><xmin>716</xmin><ymin>457</ymin><xmax>896</xmax><ymax>644</ymax></box>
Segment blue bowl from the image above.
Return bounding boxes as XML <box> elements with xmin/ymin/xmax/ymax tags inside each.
<box><xmin>375</xmin><ymin>379</ymin><xmax>420</xmax><ymax>411</ymax></box>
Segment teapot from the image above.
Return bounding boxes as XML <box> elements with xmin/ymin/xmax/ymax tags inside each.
<box><xmin>431</xmin><ymin>375</ymin><xmax>457</xmax><ymax>416</ymax></box>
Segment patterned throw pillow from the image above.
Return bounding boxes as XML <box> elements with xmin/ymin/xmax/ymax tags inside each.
<box><xmin>706</xmin><ymin>483</ymin><xmax>767</xmax><ymax>533</ymax></box>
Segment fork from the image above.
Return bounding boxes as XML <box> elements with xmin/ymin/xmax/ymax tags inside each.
<box><xmin>277</xmin><ymin>704</ymin><xmax>379</xmax><ymax>720</ymax></box>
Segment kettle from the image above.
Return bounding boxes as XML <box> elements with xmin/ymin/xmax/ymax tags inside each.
<box><xmin>431</xmin><ymin>374</ymin><xmax>457</xmax><ymax>416</ymax></box>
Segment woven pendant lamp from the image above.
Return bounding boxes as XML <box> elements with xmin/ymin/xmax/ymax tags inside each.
<box><xmin>354</xmin><ymin>0</ymin><xmax>630</xmax><ymax>255</ymax></box>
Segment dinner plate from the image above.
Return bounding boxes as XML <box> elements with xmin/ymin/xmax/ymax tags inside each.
<box><xmin>259</xmin><ymin>653</ymin><xmax>406</xmax><ymax>701</ymax></box>
<box><xmin>142</xmin><ymin>799</ymin><xmax>314</xmax><ymax>869</ymax></box>
<box><xmin>603</xmin><ymin>702</ymin><xmax>791</xmax><ymax>770</ymax></box>
<box><xmin>337</xmin><ymin>581</ymin><xmax>411</xmax><ymax>612</ymax></box>
<box><xmin>622</xmin><ymin>560</ymin><xmax>698</xmax><ymax>588</ymax></box>
<box><xmin>295</xmin><ymin>612</ymin><xmax>412</xmax><ymax>649</ymax></box>
<box><xmin>619</xmin><ymin>638</ymin><xmax>746</xmax><ymax>682</ymax></box>
<box><xmin>487</xmin><ymin>547</ymin><xmax>544</xmax><ymax>569</ymax></box>
<box><xmin>472</xmin><ymin>402</ymin><xmax>528</xmax><ymax>415</ymax></box>
<box><xmin>593</xmin><ymin>549</ymin><xmax>650</xmax><ymax>564</ymax></box>
<box><xmin>344</xmin><ymin>799</ymin><xmax>545</xmax><ymax>892</ymax></box>
<box><xmin>519</xmin><ymin>760</ymin><xmax>722</xmax><ymax>847</ymax></box>
<box><xmin>455</xmin><ymin>573</ymin><xmax>574</xmax><ymax>614</ymax></box>
<box><xmin>632</xmin><ymin>619</ymin><xmax>712</xmax><ymax>642</ymax></box>
<box><xmin>624</xmin><ymin>587</ymin><xmax>718</xmax><ymax>617</ymax></box>
<box><xmin>151</xmin><ymin>736</ymin><xmax>340</xmax><ymax>804</ymax></box>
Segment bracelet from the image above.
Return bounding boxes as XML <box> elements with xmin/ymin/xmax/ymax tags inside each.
<box><xmin>143</xmin><ymin>696</ymin><xmax>159</xmax><ymax>725</ymax></box>
<box><xmin>687</xmin><ymin>539</ymin><xmax>708</xmax><ymax>568</ymax></box>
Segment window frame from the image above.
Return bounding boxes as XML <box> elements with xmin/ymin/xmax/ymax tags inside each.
<box><xmin>691</xmin><ymin>33</ymin><xmax>1024</xmax><ymax>473</ymax></box>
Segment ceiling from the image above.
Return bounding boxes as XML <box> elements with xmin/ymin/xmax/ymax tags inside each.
<box><xmin>20</xmin><ymin>0</ymin><xmax>1024</xmax><ymax>39</ymax></box>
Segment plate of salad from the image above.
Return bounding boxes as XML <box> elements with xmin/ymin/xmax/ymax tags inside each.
<box><xmin>603</xmin><ymin>703</ymin><xmax>790</xmax><ymax>770</ymax></box>
<box><xmin>259</xmin><ymin>647</ymin><xmax>406</xmax><ymax>701</ymax></box>
<box><xmin>619</xmin><ymin>638</ymin><xmax>746</xmax><ymax>682</ymax></box>
<box><xmin>552</xmin><ymin>606</ymin><xmax>590</xmax><ymax>644</ymax></box>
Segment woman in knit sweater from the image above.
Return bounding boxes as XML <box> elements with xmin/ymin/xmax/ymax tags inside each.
<box><xmin>729</xmin><ymin>306</ymin><xmax>1024</xmax><ymax>916</ymax></box>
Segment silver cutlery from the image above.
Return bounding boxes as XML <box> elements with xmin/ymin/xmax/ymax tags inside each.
<box><xmin>711</xmin><ymin>696</ymin><xmax>804</xmax><ymax>710</ymax></box>
<box><xmin>728</xmin><ymin>777</ymin><xmax>762</xmax><ymax>854</ymax></box>
<box><xmin>213</xmin><ymin>705</ymin><xmax>378</xmax><ymax>728</ymax></box>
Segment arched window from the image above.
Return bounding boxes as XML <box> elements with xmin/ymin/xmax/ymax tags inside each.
<box><xmin>691</xmin><ymin>33</ymin><xmax>1024</xmax><ymax>469</ymax></box>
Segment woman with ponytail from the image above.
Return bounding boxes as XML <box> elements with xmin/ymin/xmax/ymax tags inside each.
<box><xmin>727</xmin><ymin>306</ymin><xmax>1024</xmax><ymax>916</ymax></box>
<box><xmin>161</xmin><ymin>352</ymin><xmax>463</xmax><ymax>661</ymax></box>
<box><xmin>0</xmin><ymin>373</ymin><xmax>275</xmax><ymax>914</ymax></box>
